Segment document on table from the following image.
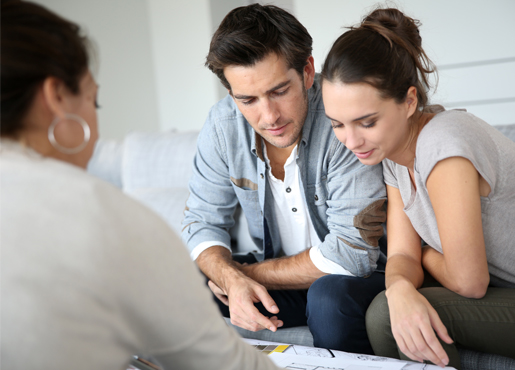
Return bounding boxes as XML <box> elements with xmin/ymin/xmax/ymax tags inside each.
<box><xmin>269</xmin><ymin>352</ymin><xmax>406</xmax><ymax>370</ymax></box>
<box><xmin>244</xmin><ymin>339</ymin><xmax>457</xmax><ymax>370</ymax></box>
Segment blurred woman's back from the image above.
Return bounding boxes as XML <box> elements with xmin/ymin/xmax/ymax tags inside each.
<box><xmin>0</xmin><ymin>2</ymin><xmax>280</xmax><ymax>369</ymax></box>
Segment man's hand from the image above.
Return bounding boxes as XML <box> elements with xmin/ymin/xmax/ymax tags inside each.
<box><xmin>197</xmin><ymin>247</ymin><xmax>284</xmax><ymax>332</ymax></box>
<box><xmin>208</xmin><ymin>280</ymin><xmax>229</xmax><ymax>306</ymax></box>
<box><xmin>208</xmin><ymin>276</ymin><xmax>283</xmax><ymax>332</ymax></box>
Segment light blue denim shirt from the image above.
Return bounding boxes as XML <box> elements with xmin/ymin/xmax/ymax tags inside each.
<box><xmin>182</xmin><ymin>76</ymin><xmax>386</xmax><ymax>277</ymax></box>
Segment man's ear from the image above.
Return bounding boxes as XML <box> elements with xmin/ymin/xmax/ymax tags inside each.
<box><xmin>406</xmin><ymin>86</ymin><xmax>418</xmax><ymax>119</ymax></box>
<box><xmin>41</xmin><ymin>77</ymin><xmax>69</xmax><ymax>120</ymax></box>
<box><xmin>303</xmin><ymin>56</ymin><xmax>316</xmax><ymax>90</ymax></box>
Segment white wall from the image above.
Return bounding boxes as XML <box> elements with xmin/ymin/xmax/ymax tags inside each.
<box><xmin>35</xmin><ymin>0</ymin><xmax>160</xmax><ymax>140</ymax></box>
<box><xmin>35</xmin><ymin>0</ymin><xmax>515</xmax><ymax>140</ymax></box>
<box><xmin>146</xmin><ymin>0</ymin><xmax>219</xmax><ymax>133</ymax></box>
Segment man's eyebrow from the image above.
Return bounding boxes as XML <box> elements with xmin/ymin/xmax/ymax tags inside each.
<box><xmin>233</xmin><ymin>80</ymin><xmax>291</xmax><ymax>100</ymax></box>
<box><xmin>265</xmin><ymin>80</ymin><xmax>290</xmax><ymax>94</ymax></box>
<box><xmin>325</xmin><ymin>112</ymin><xmax>378</xmax><ymax>123</ymax></box>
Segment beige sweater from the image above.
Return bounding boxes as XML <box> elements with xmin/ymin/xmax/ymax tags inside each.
<box><xmin>0</xmin><ymin>141</ymin><xmax>280</xmax><ymax>370</ymax></box>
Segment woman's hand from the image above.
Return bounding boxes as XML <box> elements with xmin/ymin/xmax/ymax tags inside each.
<box><xmin>386</xmin><ymin>280</ymin><xmax>453</xmax><ymax>368</ymax></box>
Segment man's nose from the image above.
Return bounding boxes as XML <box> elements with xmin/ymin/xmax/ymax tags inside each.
<box><xmin>262</xmin><ymin>99</ymin><xmax>280</xmax><ymax>124</ymax></box>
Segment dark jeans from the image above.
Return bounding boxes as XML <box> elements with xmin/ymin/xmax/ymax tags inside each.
<box><xmin>212</xmin><ymin>254</ymin><xmax>386</xmax><ymax>354</ymax></box>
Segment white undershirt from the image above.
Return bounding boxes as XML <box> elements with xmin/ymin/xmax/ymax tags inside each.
<box><xmin>264</xmin><ymin>145</ymin><xmax>354</xmax><ymax>276</ymax></box>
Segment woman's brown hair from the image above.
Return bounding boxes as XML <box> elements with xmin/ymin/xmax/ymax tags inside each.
<box><xmin>1</xmin><ymin>0</ymin><xmax>90</xmax><ymax>137</ymax></box>
<box><xmin>321</xmin><ymin>8</ymin><xmax>437</xmax><ymax>116</ymax></box>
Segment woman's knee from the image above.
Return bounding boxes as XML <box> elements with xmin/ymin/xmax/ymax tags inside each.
<box><xmin>365</xmin><ymin>290</ymin><xmax>390</xmax><ymax>336</ymax></box>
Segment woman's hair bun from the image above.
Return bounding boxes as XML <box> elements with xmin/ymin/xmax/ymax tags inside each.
<box><xmin>321</xmin><ymin>6</ymin><xmax>437</xmax><ymax>114</ymax></box>
<box><xmin>361</xmin><ymin>8</ymin><xmax>422</xmax><ymax>50</ymax></box>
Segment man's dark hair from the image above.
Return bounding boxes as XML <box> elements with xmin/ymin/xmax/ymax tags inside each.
<box><xmin>205</xmin><ymin>3</ymin><xmax>313</xmax><ymax>91</ymax></box>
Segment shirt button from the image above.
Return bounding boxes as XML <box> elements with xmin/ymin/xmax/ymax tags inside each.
<box><xmin>292</xmin><ymin>207</ymin><xmax>297</xmax><ymax>212</ymax></box>
<box><xmin>314</xmin><ymin>194</ymin><xmax>318</xmax><ymax>201</ymax></box>
<box><xmin>286</xmin><ymin>187</ymin><xmax>291</xmax><ymax>193</ymax></box>
<box><xmin>260</xmin><ymin>173</ymin><xmax>264</xmax><ymax>179</ymax></box>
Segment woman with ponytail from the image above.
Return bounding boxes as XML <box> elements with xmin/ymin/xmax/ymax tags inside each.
<box><xmin>321</xmin><ymin>7</ymin><xmax>515</xmax><ymax>369</ymax></box>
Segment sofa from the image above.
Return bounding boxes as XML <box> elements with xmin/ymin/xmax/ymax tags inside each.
<box><xmin>87</xmin><ymin>123</ymin><xmax>515</xmax><ymax>370</ymax></box>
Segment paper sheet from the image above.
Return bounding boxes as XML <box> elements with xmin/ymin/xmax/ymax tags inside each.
<box><xmin>268</xmin><ymin>352</ymin><xmax>405</xmax><ymax>370</ymax></box>
<box><xmin>243</xmin><ymin>338</ymin><xmax>457</xmax><ymax>370</ymax></box>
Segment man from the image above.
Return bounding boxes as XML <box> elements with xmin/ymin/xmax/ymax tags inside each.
<box><xmin>181</xmin><ymin>4</ymin><xmax>386</xmax><ymax>354</ymax></box>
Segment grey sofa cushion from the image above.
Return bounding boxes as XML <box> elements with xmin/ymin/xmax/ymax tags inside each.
<box><xmin>122</xmin><ymin>130</ymin><xmax>199</xmax><ymax>192</ymax></box>
<box><xmin>127</xmin><ymin>187</ymin><xmax>190</xmax><ymax>235</ymax></box>
<box><xmin>87</xmin><ymin>138</ymin><xmax>124</xmax><ymax>188</ymax></box>
<box><xmin>494</xmin><ymin>123</ymin><xmax>515</xmax><ymax>141</ymax></box>
<box><xmin>87</xmin><ymin>130</ymin><xmax>199</xmax><ymax>234</ymax></box>
<box><xmin>459</xmin><ymin>349</ymin><xmax>515</xmax><ymax>370</ymax></box>
<box><xmin>224</xmin><ymin>319</ymin><xmax>313</xmax><ymax>347</ymax></box>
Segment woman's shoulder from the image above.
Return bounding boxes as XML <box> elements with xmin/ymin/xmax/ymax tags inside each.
<box><xmin>414</xmin><ymin>108</ymin><xmax>513</xmax><ymax>184</ymax></box>
<box><xmin>416</xmin><ymin>108</ymin><xmax>495</xmax><ymax>158</ymax></box>
<box><xmin>420</xmin><ymin>108</ymin><xmax>482</xmax><ymax>137</ymax></box>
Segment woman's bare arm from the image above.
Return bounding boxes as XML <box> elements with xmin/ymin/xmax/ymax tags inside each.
<box><xmin>425</xmin><ymin>156</ymin><xmax>490</xmax><ymax>298</ymax></box>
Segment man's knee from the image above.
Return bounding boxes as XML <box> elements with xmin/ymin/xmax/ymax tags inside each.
<box><xmin>310</xmin><ymin>272</ymin><xmax>384</xmax><ymax>298</ymax></box>
<box><xmin>307</xmin><ymin>275</ymin><xmax>356</xmax><ymax>313</ymax></box>
<box><xmin>307</xmin><ymin>274</ymin><xmax>384</xmax><ymax>316</ymax></box>
<box><xmin>307</xmin><ymin>275</ymin><xmax>384</xmax><ymax>354</ymax></box>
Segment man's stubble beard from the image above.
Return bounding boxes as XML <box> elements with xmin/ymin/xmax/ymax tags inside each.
<box><xmin>268</xmin><ymin>85</ymin><xmax>309</xmax><ymax>149</ymax></box>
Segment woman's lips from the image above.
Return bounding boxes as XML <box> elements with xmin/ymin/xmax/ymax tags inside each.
<box><xmin>354</xmin><ymin>149</ymin><xmax>374</xmax><ymax>159</ymax></box>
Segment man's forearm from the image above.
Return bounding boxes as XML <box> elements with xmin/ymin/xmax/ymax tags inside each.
<box><xmin>241</xmin><ymin>249</ymin><xmax>326</xmax><ymax>290</ymax></box>
<box><xmin>196</xmin><ymin>245</ymin><xmax>284</xmax><ymax>332</ymax></box>
<box><xmin>196</xmin><ymin>245</ymin><xmax>246</xmax><ymax>293</ymax></box>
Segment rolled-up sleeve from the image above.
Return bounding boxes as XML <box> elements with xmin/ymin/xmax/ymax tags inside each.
<box><xmin>317</xmin><ymin>139</ymin><xmax>386</xmax><ymax>277</ymax></box>
<box><xmin>181</xmin><ymin>114</ymin><xmax>239</xmax><ymax>260</ymax></box>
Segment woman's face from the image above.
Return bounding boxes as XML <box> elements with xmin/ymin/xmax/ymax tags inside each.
<box><xmin>322</xmin><ymin>81</ymin><xmax>415</xmax><ymax>166</ymax></box>
<box><xmin>56</xmin><ymin>71</ymin><xmax>99</xmax><ymax>168</ymax></box>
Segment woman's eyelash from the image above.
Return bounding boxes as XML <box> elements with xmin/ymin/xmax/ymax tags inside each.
<box><xmin>331</xmin><ymin>121</ymin><xmax>343</xmax><ymax>129</ymax></box>
<box><xmin>331</xmin><ymin>121</ymin><xmax>376</xmax><ymax>129</ymax></box>
<box><xmin>363</xmin><ymin>121</ymin><xmax>376</xmax><ymax>128</ymax></box>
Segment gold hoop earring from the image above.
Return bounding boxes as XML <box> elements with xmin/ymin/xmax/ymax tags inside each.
<box><xmin>48</xmin><ymin>114</ymin><xmax>91</xmax><ymax>154</ymax></box>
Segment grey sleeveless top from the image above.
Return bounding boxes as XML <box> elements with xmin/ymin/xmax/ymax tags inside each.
<box><xmin>383</xmin><ymin>107</ymin><xmax>515</xmax><ymax>287</ymax></box>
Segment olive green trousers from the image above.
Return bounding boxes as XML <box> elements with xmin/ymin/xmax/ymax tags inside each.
<box><xmin>365</xmin><ymin>286</ymin><xmax>515</xmax><ymax>369</ymax></box>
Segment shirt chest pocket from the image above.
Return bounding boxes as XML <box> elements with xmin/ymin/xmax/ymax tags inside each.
<box><xmin>231</xmin><ymin>177</ymin><xmax>262</xmax><ymax>236</ymax></box>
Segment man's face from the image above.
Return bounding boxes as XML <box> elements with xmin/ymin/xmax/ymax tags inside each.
<box><xmin>224</xmin><ymin>53</ymin><xmax>315</xmax><ymax>149</ymax></box>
